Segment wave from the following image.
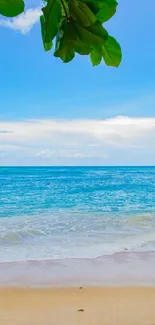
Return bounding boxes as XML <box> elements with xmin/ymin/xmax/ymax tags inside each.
<box><xmin>1</xmin><ymin>211</ymin><xmax>155</xmax><ymax>263</ymax></box>
<box><xmin>1</xmin><ymin>225</ymin><xmax>155</xmax><ymax>257</ymax></box>
<box><xmin>0</xmin><ymin>229</ymin><xmax>45</xmax><ymax>244</ymax></box>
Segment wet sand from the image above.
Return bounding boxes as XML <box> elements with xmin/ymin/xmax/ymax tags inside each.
<box><xmin>0</xmin><ymin>286</ymin><xmax>155</xmax><ymax>325</ymax></box>
<box><xmin>1</xmin><ymin>252</ymin><xmax>155</xmax><ymax>287</ymax></box>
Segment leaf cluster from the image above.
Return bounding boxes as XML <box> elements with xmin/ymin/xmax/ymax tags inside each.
<box><xmin>0</xmin><ymin>0</ymin><xmax>122</xmax><ymax>66</ymax></box>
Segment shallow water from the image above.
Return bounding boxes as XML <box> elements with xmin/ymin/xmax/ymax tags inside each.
<box><xmin>1</xmin><ymin>166</ymin><xmax>155</xmax><ymax>285</ymax></box>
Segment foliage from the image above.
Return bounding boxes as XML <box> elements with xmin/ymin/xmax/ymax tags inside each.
<box><xmin>0</xmin><ymin>0</ymin><xmax>122</xmax><ymax>67</ymax></box>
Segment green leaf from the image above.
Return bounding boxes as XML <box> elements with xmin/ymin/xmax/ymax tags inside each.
<box><xmin>90</xmin><ymin>47</ymin><xmax>102</xmax><ymax>66</ymax></box>
<box><xmin>82</xmin><ymin>0</ymin><xmax>103</xmax><ymax>16</ymax></box>
<box><xmin>69</xmin><ymin>0</ymin><xmax>96</xmax><ymax>26</ymax></box>
<box><xmin>96</xmin><ymin>0</ymin><xmax>118</xmax><ymax>23</ymax></box>
<box><xmin>54</xmin><ymin>22</ymin><xmax>76</xmax><ymax>63</ymax></box>
<box><xmin>75</xmin><ymin>22</ymin><xmax>108</xmax><ymax>48</ymax></box>
<box><xmin>40</xmin><ymin>15</ymin><xmax>53</xmax><ymax>51</ymax></box>
<box><xmin>44</xmin><ymin>41</ymin><xmax>53</xmax><ymax>51</ymax></box>
<box><xmin>84</xmin><ymin>0</ymin><xmax>118</xmax><ymax>23</ymax></box>
<box><xmin>75</xmin><ymin>41</ymin><xmax>90</xmax><ymax>55</ymax></box>
<box><xmin>0</xmin><ymin>0</ymin><xmax>24</xmax><ymax>17</ymax></box>
<box><xmin>102</xmin><ymin>36</ymin><xmax>122</xmax><ymax>67</ymax></box>
<box><xmin>41</xmin><ymin>0</ymin><xmax>61</xmax><ymax>44</ymax></box>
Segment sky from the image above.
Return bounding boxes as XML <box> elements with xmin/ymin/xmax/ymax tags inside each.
<box><xmin>0</xmin><ymin>0</ymin><xmax>155</xmax><ymax>166</ymax></box>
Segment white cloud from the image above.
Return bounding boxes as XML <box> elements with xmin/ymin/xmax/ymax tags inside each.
<box><xmin>1</xmin><ymin>116</ymin><xmax>155</xmax><ymax>165</ymax></box>
<box><xmin>37</xmin><ymin>149</ymin><xmax>85</xmax><ymax>159</ymax></box>
<box><xmin>0</xmin><ymin>7</ymin><xmax>41</xmax><ymax>34</ymax></box>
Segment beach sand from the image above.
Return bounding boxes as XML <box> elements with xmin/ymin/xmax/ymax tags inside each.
<box><xmin>0</xmin><ymin>286</ymin><xmax>155</xmax><ymax>325</ymax></box>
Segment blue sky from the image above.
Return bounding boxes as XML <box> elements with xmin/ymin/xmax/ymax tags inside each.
<box><xmin>0</xmin><ymin>0</ymin><xmax>155</xmax><ymax>165</ymax></box>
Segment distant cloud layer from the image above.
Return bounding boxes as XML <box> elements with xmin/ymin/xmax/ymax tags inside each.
<box><xmin>0</xmin><ymin>7</ymin><xmax>41</xmax><ymax>34</ymax></box>
<box><xmin>1</xmin><ymin>116</ymin><xmax>155</xmax><ymax>165</ymax></box>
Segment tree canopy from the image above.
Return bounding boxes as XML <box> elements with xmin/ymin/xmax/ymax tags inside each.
<box><xmin>0</xmin><ymin>0</ymin><xmax>122</xmax><ymax>67</ymax></box>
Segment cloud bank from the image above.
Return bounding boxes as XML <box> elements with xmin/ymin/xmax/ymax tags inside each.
<box><xmin>1</xmin><ymin>116</ymin><xmax>155</xmax><ymax>165</ymax></box>
<box><xmin>0</xmin><ymin>7</ymin><xmax>41</xmax><ymax>34</ymax></box>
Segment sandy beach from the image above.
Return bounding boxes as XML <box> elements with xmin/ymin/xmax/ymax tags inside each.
<box><xmin>0</xmin><ymin>286</ymin><xmax>155</xmax><ymax>325</ymax></box>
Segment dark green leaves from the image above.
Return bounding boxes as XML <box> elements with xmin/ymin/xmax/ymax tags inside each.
<box><xmin>54</xmin><ymin>20</ymin><xmax>109</xmax><ymax>63</ymax></box>
<box><xmin>0</xmin><ymin>0</ymin><xmax>122</xmax><ymax>67</ymax></box>
<box><xmin>39</xmin><ymin>0</ymin><xmax>122</xmax><ymax>67</ymax></box>
<box><xmin>82</xmin><ymin>0</ymin><xmax>118</xmax><ymax>22</ymax></box>
<box><xmin>41</xmin><ymin>0</ymin><xmax>61</xmax><ymax>49</ymax></box>
<box><xmin>0</xmin><ymin>0</ymin><xmax>120</xmax><ymax>68</ymax></box>
<box><xmin>75</xmin><ymin>22</ymin><xmax>108</xmax><ymax>47</ymax></box>
<box><xmin>54</xmin><ymin>21</ymin><xmax>76</xmax><ymax>62</ymax></box>
<box><xmin>54</xmin><ymin>20</ymin><xmax>92</xmax><ymax>62</ymax></box>
<box><xmin>0</xmin><ymin>0</ymin><xmax>24</xmax><ymax>17</ymax></box>
<box><xmin>70</xmin><ymin>0</ymin><xmax>96</xmax><ymax>26</ymax></box>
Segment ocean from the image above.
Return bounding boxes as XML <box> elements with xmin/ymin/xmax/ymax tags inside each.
<box><xmin>1</xmin><ymin>166</ymin><xmax>155</xmax><ymax>286</ymax></box>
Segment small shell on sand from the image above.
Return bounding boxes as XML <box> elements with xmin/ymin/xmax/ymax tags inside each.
<box><xmin>78</xmin><ymin>309</ymin><xmax>84</xmax><ymax>312</ymax></box>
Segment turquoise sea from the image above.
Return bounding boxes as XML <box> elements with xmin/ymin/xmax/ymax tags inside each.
<box><xmin>1</xmin><ymin>166</ymin><xmax>155</xmax><ymax>286</ymax></box>
<box><xmin>1</xmin><ymin>166</ymin><xmax>155</xmax><ymax>261</ymax></box>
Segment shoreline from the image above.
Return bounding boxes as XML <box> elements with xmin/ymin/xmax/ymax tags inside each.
<box><xmin>1</xmin><ymin>286</ymin><xmax>155</xmax><ymax>324</ymax></box>
<box><xmin>1</xmin><ymin>251</ymin><xmax>155</xmax><ymax>287</ymax></box>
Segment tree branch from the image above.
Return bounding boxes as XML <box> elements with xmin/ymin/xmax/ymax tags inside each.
<box><xmin>61</xmin><ymin>0</ymin><xmax>70</xmax><ymax>21</ymax></box>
